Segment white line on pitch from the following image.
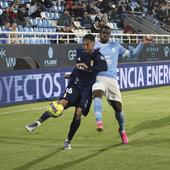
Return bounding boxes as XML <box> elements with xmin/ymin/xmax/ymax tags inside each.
<box><xmin>0</xmin><ymin>106</ymin><xmax>46</xmax><ymax>116</ymax></box>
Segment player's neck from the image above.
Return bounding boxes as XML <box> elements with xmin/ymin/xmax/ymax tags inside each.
<box><xmin>99</xmin><ymin>41</ymin><xmax>109</xmax><ymax>46</ymax></box>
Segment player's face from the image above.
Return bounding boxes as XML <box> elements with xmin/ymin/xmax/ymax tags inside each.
<box><xmin>83</xmin><ymin>39</ymin><xmax>95</xmax><ymax>54</ymax></box>
<box><xmin>100</xmin><ymin>28</ymin><xmax>111</xmax><ymax>43</ymax></box>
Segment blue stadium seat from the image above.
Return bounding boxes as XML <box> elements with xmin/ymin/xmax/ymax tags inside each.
<box><xmin>49</xmin><ymin>12</ymin><xmax>55</xmax><ymax>19</ymax></box>
<box><xmin>45</xmin><ymin>12</ymin><xmax>50</xmax><ymax>19</ymax></box>
<box><xmin>34</xmin><ymin>27</ymin><xmax>39</xmax><ymax>32</ymax></box>
<box><xmin>18</xmin><ymin>26</ymin><xmax>24</xmax><ymax>32</ymax></box>
<box><xmin>52</xmin><ymin>28</ymin><xmax>56</xmax><ymax>32</ymax></box>
<box><xmin>20</xmin><ymin>0</ymin><xmax>31</xmax><ymax>3</ymax></box>
<box><xmin>0</xmin><ymin>9</ymin><xmax>3</xmax><ymax>15</ymax></box>
<box><xmin>48</xmin><ymin>27</ymin><xmax>53</xmax><ymax>32</ymax></box>
<box><xmin>54</xmin><ymin>13</ymin><xmax>60</xmax><ymax>19</ymax></box>
<box><xmin>38</xmin><ymin>27</ymin><xmax>44</xmax><ymax>32</ymax></box>
<box><xmin>31</xmin><ymin>19</ymin><xmax>37</xmax><ymax>26</ymax></box>
<box><xmin>42</xmin><ymin>19</ymin><xmax>48</xmax><ymax>27</ymax></box>
<box><xmin>23</xmin><ymin>27</ymin><xmax>29</xmax><ymax>32</ymax></box>
<box><xmin>37</xmin><ymin>19</ymin><xmax>43</xmax><ymax>27</ymax></box>
<box><xmin>44</xmin><ymin>27</ymin><xmax>48</xmax><ymax>32</ymax></box>
<box><xmin>29</xmin><ymin>38</ymin><xmax>36</xmax><ymax>44</ymax></box>
<box><xmin>24</xmin><ymin>37</ymin><xmax>29</xmax><ymax>44</ymax></box>
<box><xmin>28</xmin><ymin>27</ymin><xmax>34</xmax><ymax>32</ymax></box>
<box><xmin>57</xmin><ymin>6</ymin><xmax>64</xmax><ymax>13</ymax></box>
<box><xmin>46</xmin><ymin>20</ymin><xmax>52</xmax><ymax>27</ymax></box>
<box><xmin>0</xmin><ymin>2</ymin><xmax>3</xmax><ymax>9</ymax></box>
<box><xmin>2</xmin><ymin>2</ymin><xmax>8</xmax><ymax>8</ymax></box>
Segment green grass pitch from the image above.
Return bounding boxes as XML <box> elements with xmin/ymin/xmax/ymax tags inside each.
<box><xmin>0</xmin><ymin>86</ymin><xmax>170</xmax><ymax>170</ymax></box>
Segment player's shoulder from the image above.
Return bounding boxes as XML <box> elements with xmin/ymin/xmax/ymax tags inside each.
<box><xmin>109</xmin><ymin>41</ymin><xmax>125</xmax><ymax>51</ymax></box>
<box><xmin>109</xmin><ymin>41</ymin><xmax>120</xmax><ymax>47</ymax></box>
<box><xmin>93</xmin><ymin>48</ymin><xmax>101</xmax><ymax>54</ymax></box>
<box><xmin>93</xmin><ymin>49</ymin><xmax>105</xmax><ymax>60</ymax></box>
<box><xmin>77</xmin><ymin>48</ymin><xmax>84</xmax><ymax>53</ymax></box>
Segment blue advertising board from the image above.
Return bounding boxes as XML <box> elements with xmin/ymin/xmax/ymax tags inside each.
<box><xmin>0</xmin><ymin>68</ymin><xmax>72</xmax><ymax>106</ymax></box>
<box><xmin>0</xmin><ymin>61</ymin><xmax>170</xmax><ymax>106</ymax></box>
<box><xmin>118</xmin><ymin>61</ymin><xmax>170</xmax><ymax>90</ymax></box>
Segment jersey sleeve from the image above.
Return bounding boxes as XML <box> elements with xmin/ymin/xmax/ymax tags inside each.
<box><xmin>121</xmin><ymin>42</ymin><xmax>144</xmax><ymax>59</ymax></box>
<box><xmin>117</xmin><ymin>43</ymin><xmax>127</xmax><ymax>57</ymax></box>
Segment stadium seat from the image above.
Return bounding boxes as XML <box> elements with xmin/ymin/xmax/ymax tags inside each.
<box><xmin>48</xmin><ymin>27</ymin><xmax>53</xmax><ymax>32</ymax></box>
<box><xmin>113</xmin><ymin>23</ymin><xmax>118</xmax><ymax>29</ymax></box>
<box><xmin>57</xmin><ymin>6</ymin><xmax>64</xmax><ymax>13</ymax></box>
<box><xmin>108</xmin><ymin>22</ymin><xmax>118</xmax><ymax>30</ymax></box>
<box><xmin>52</xmin><ymin>6</ymin><xmax>58</xmax><ymax>12</ymax></box>
<box><xmin>49</xmin><ymin>12</ymin><xmax>55</xmax><ymax>19</ymax></box>
<box><xmin>46</xmin><ymin>20</ymin><xmax>52</xmax><ymax>27</ymax></box>
<box><xmin>39</xmin><ymin>27</ymin><xmax>44</xmax><ymax>32</ymax></box>
<box><xmin>31</xmin><ymin>19</ymin><xmax>37</xmax><ymax>26</ymax></box>
<box><xmin>41</xmin><ymin>12</ymin><xmax>46</xmax><ymax>19</ymax></box>
<box><xmin>0</xmin><ymin>2</ymin><xmax>3</xmax><ymax>9</ymax></box>
<box><xmin>28</xmin><ymin>27</ymin><xmax>34</xmax><ymax>32</ymax></box>
<box><xmin>73</xmin><ymin>21</ymin><xmax>82</xmax><ymax>28</ymax></box>
<box><xmin>37</xmin><ymin>19</ymin><xmax>43</xmax><ymax>27</ymax></box>
<box><xmin>23</xmin><ymin>27</ymin><xmax>29</xmax><ymax>32</ymax></box>
<box><xmin>42</xmin><ymin>19</ymin><xmax>48</xmax><ymax>27</ymax></box>
<box><xmin>0</xmin><ymin>8</ymin><xmax>3</xmax><ymax>15</ymax></box>
<box><xmin>2</xmin><ymin>2</ymin><xmax>8</xmax><ymax>8</ymax></box>
<box><xmin>33</xmin><ymin>27</ymin><xmax>38</xmax><ymax>32</ymax></box>
<box><xmin>18</xmin><ymin>26</ymin><xmax>24</xmax><ymax>32</ymax></box>
<box><xmin>20</xmin><ymin>0</ymin><xmax>31</xmax><ymax>3</ymax></box>
<box><xmin>45</xmin><ymin>12</ymin><xmax>50</xmax><ymax>19</ymax></box>
<box><xmin>54</xmin><ymin>13</ymin><xmax>60</xmax><ymax>19</ymax></box>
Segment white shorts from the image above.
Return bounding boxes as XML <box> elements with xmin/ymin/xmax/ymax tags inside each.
<box><xmin>92</xmin><ymin>76</ymin><xmax>122</xmax><ymax>102</ymax></box>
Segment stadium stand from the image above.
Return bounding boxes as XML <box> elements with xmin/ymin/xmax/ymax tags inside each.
<box><xmin>0</xmin><ymin>0</ymin><xmax>169</xmax><ymax>44</ymax></box>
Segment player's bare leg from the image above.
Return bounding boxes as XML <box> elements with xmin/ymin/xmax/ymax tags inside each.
<box><xmin>25</xmin><ymin>102</ymin><xmax>64</xmax><ymax>132</ymax></box>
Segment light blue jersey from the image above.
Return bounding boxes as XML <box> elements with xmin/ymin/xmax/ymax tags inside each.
<box><xmin>95</xmin><ymin>41</ymin><xmax>144</xmax><ymax>78</ymax></box>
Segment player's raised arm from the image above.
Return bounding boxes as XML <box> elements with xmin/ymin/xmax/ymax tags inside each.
<box><xmin>121</xmin><ymin>36</ymin><xmax>152</xmax><ymax>59</ymax></box>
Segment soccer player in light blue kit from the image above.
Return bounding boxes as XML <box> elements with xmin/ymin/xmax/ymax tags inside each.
<box><xmin>92</xmin><ymin>25</ymin><xmax>149</xmax><ymax>144</ymax></box>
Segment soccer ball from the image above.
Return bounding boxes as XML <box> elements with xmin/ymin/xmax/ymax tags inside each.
<box><xmin>47</xmin><ymin>102</ymin><xmax>64</xmax><ymax>117</ymax></box>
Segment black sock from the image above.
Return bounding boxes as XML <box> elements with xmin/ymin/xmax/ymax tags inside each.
<box><xmin>38</xmin><ymin>111</ymin><xmax>51</xmax><ymax>123</ymax></box>
<box><xmin>68</xmin><ymin>119</ymin><xmax>81</xmax><ymax>142</ymax></box>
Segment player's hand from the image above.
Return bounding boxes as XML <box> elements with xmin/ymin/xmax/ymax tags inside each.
<box><xmin>76</xmin><ymin>63</ymin><xmax>88</xmax><ymax>70</ymax></box>
<box><xmin>64</xmin><ymin>72</ymin><xmax>71</xmax><ymax>79</ymax></box>
<box><xmin>143</xmin><ymin>36</ymin><xmax>152</xmax><ymax>44</ymax></box>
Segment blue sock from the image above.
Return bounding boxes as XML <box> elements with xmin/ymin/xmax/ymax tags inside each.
<box><xmin>115</xmin><ymin>111</ymin><xmax>125</xmax><ymax>132</ymax></box>
<box><xmin>94</xmin><ymin>97</ymin><xmax>103</xmax><ymax>123</ymax></box>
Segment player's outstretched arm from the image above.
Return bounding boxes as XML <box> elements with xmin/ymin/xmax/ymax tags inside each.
<box><xmin>122</xmin><ymin>35</ymin><xmax>152</xmax><ymax>59</ymax></box>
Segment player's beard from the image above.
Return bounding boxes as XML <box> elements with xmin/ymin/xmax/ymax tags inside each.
<box><xmin>101</xmin><ymin>38</ymin><xmax>109</xmax><ymax>44</ymax></box>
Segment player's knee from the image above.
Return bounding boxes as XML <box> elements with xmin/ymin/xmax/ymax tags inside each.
<box><xmin>93</xmin><ymin>90</ymin><xmax>104</xmax><ymax>98</ymax></box>
<box><xmin>74</xmin><ymin>108</ymin><xmax>82</xmax><ymax>120</ymax></box>
<box><xmin>75</xmin><ymin>114</ymin><xmax>81</xmax><ymax>120</ymax></box>
<box><xmin>109</xmin><ymin>100</ymin><xmax>122</xmax><ymax>113</ymax></box>
<box><xmin>46</xmin><ymin>101</ymin><xmax>64</xmax><ymax>117</ymax></box>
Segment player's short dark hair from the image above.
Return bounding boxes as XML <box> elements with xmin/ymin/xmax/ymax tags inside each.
<box><xmin>83</xmin><ymin>34</ymin><xmax>95</xmax><ymax>42</ymax></box>
<box><xmin>99</xmin><ymin>25</ymin><xmax>111</xmax><ymax>33</ymax></box>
